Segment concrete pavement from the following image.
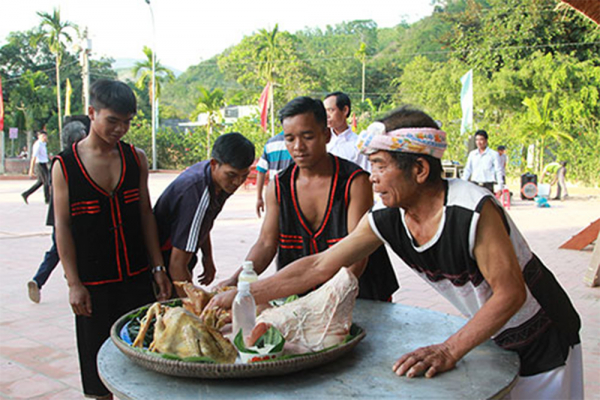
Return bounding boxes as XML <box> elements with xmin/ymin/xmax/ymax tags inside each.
<box><xmin>0</xmin><ymin>173</ymin><xmax>598</xmax><ymax>399</ymax></box>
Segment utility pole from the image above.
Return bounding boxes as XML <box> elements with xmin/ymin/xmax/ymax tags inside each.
<box><xmin>80</xmin><ymin>28</ymin><xmax>91</xmax><ymax>112</ymax></box>
<box><xmin>145</xmin><ymin>0</ymin><xmax>157</xmax><ymax>170</ymax></box>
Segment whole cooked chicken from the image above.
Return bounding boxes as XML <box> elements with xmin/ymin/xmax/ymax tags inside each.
<box><xmin>132</xmin><ymin>303</ymin><xmax>237</xmax><ymax>363</ymax></box>
<box><xmin>175</xmin><ymin>281</ymin><xmax>232</xmax><ymax>329</ymax></box>
<box><xmin>254</xmin><ymin>267</ymin><xmax>359</xmax><ymax>352</ymax></box>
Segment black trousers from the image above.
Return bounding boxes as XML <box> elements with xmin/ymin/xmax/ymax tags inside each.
<box><xmin>22</xmin><ymin>162</ymin><xmax>50</xmax><ymax>202</ymax></box>
<box><xmin>75</xmin><ymin>275</ymin><xmax>155</xmax><ymax>397</ymax></box>
<box><xmin>476</xmin><ymin>181</ymin><xmax>495</xmax><ymax>193</ymax></box>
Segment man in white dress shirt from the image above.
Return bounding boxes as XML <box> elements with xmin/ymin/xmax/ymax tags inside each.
<box><xmin>22</xmin><ymin>131</ymin><xmax>51</xmax><ymax>204</ymax></box>
<box><xmin>323</xmin><ymin>92</ymin><xmax>370</xmax><ymax>172</ymax></box>
<box><xmin>463</xmin><ymin>130</ymin><xmax>503</xmax><ymax>193</ymax></box>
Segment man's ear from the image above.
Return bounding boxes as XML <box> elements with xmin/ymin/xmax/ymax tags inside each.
<box><xmin>88</xmin><ymin>106</ymin><xmax>96</xmax><ymax>121</ymax></box>
<box><xmin>414</xmin><ymin>157</ymin><xmax>431</xmax><ymax>184</ymax></box>
<box><xmin>324</xmin><ymin>126</ymin><xmax>331</xmax><ymax>143</ymax></box>
<box><xmin>343</xmin><ymin>105</ymin><xmax>350</xmax><ymax>120</ymax></box>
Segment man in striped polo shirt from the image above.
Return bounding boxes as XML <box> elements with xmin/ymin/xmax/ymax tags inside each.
<box><xmin>255</xmin><ymin>131</ymin><xmax>293</xmax><ymax>217</ymax></box>
<box><xmin>154</xmin><ymin>132</ymin><xmax>255</xmax><ymax>298</ymax></box>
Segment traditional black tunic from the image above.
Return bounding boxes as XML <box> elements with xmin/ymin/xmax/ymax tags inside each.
<box><xmin>276</xmin><ymin>155</ymin><xmax>399</xmax><ymax>301</ymax></box>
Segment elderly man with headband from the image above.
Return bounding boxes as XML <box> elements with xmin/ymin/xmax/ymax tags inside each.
<box><xmin>209</xmin><ymin>106</ymin><xmax>582</xmax><ymax>399</ymax></box>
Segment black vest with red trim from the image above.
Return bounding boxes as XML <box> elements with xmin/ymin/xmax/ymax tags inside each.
<box><xmin>275</xmin><ymin>155</ymin><xmax>399</xmax><ymax>300</ymax></box>
<box><xmin>54</xmin><ymin>141</ymin><xmax>150</xmax><ymax>286</ymax></box>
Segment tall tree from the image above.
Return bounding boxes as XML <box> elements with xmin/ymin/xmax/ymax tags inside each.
<box><xmin>191</xmin><ymin>86</ymin><xmax>224</xmax><ymax>158</ymax></box>
<box><xmin>36</xmin><ymin>8</ymin><xmax>76</xmax><ymax>137</ymax></box>
<box><xmin>132</xmin><ymin>46</ymin><xmax>175</xmax><ymax>110</ymax></box>
<box><xmin>9</xmin><ymin>70</ymin><xmax>52</xmax><ymax>138</ymax></box>
<box><xmin>217</xmin><ymin>26</ymin><xmax>316</xmax><ymax>111</ymax></box>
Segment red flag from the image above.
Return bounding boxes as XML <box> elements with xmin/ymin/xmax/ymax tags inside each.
<box><xmin>0</xmin><ymin>76</ymin><xmax>4</xmax><ymax>132</ymax></box>
<box><xmin>351</xmin><ymin>112</ymin><xmax>357</xmax><ymax>131</ymax></box>
<box><xmin>258</xmin><ymin>82</ymin><xmax>271</xmax><ymax>131</ymax></box>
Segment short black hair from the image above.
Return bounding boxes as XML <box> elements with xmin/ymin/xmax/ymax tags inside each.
<box><xmin>475</xmin><ymin>129</ymin><xmax>488</xmax><ymax>140</ymax></box>
<box><xmin>278</xmin><ymin>96</ymin><xmax>327</xmax><ymax>129</ymax></box>
<box><xmin>378</xmin><ymin>105</ymin><xmax>443</xmax><ymax>185</ymax></box>
<box><xmin>90</xmin><ymin>79</ymin><xmax>137</xmax><ymax>115</ymax></box>
<box><xmin>497</xmin><ymin>145</ymin><xmax>506</xmax><ymax>151</ymax></box>
<box><xmin>211</xmin><ymin>132</ymin><xmax>255</xmax><ymax>169</ymax></box>
<box><xmin>324</xmin><ymin>91</ymin><xmax>351</xmax><ymax>119</ymax></box>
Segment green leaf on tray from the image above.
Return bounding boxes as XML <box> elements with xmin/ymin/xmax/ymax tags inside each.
<box><xmin>234</xmin><ymin>326</ymin><xmax>285</xmax><ymax>354</ymax></box>
<box><xmin>260</xmin><ymin>323</ymin><xmax>363</xmax><ymax>362</ymax></box>
<box><xmin>269</xmin><ymin>294</ymin><xmax>299</xmax><ymax>307</ymax></box>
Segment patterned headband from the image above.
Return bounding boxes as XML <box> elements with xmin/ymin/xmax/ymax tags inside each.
<box><xmin>356</xmin><ymin>122</ymin><xmax>447</xmax><ymax>159</ymax></box>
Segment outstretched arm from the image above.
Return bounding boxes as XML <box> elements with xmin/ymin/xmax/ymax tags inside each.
<box><xmin>392</xmin><ymin>200</ymin><xmax>526</xmax><ymax>378</ymax></box>
<box><xmin>208</xmin><ymin>214</ymin><xmax>383</xmax><ymax>309</ymax></box>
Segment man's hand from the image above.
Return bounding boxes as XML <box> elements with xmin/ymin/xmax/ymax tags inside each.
<box><xmin>28</xmin><ymin>169</ymin><xmax>35</xmax><ymax>178</ymax></box>
<box><xmin>197</xmin><ymin>256</ymin><xmax>216</xmax><ymax>286</ymax></box>
<box><xmin>205</xmin><ymin>289</ymin><xmax>237</xmax><ymax>311</ymax></box>
<box><xmin>69</xmin><ymin>283</ymin><xmax>92</xmax><ymax>317</ymax></box>
<box><xmin>153</xmin><ymin>271</ymin><xmax>172</xmax><ymax>301</ymax></box>
<box><xmin>215</xmin><ymin>276</ymin><xmax>238</xmax><ymax>290</ymax></box>
<box><xmin>392</xmin><ymin>343</ymin><xmax>458</xmax><ymax>378</ymax></box>
<box><xmin>256</xmin><ymin>197</ymin><xmax>265</xmax><ymax>218</ymax></box>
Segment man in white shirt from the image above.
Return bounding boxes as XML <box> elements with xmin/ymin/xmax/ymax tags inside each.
<box><xmin>323</xmin><ymin>92</ymin><xmax>370</xmax><ymax>172</ymax></box>
<box><xmin>462</xmin><ymin>130</ymin><xmax>503</xmax><ymax>193</ymax></box>
<box><xmin>497</xmin><ymin>145</ymin><xmax>507</xmax><ymax>184</ymax></box>
<box><xmin>22</xmin><ymin>131</ymin><xmax>50</xmax><ymax>204</ymax></box>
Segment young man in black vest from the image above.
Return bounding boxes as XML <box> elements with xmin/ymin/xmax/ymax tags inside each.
<box><xmin>52</xmin><ymin>79</ymin><xmax>171</xmax><ymax>399</ymax></box>
<box><xmin>218</xmin><ymin>96</ymin><xmax>398</xmax><ymax>301</ymax></box>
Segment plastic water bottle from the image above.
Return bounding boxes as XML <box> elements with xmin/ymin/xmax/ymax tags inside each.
<box><xmin>238</xmin><ymin>260</ymin><xmax>258</xmax><ymax>284</ymax></box>
<box><xmin>232</xmin><ymin>281</ymin><xmax>256</xmax><ymax>341</ymax></box>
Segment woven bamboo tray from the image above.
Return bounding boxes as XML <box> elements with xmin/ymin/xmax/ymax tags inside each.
<box><xmin>110</xmin><ymin>303</ymin><xmax>366</xmax><ymax>379</ymax></box>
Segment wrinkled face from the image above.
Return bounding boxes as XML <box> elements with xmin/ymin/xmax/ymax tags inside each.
<box><xmin>210</xmin><ymin>160</ymin><xmax>250</xmax><ymax>194</ymax></box>
<box><xmin>283</xmin><ymin>112</ymin><xmax>329</xmax><ymax>168</ymax></box>
<box><xmin>475</xmin><ymin>135</ymin><xmax>488</xmax><ymax>151</ymax></box>
<box><xmin>89</xmin><ymin>107</ymin><xmax>134</xmax><ymax>145</ymax></box>
<box><xmin>324</xmin><ymin>96</ymin><xmax>349</xmax><ymax>132</ymax></box>
<box><xmin>368</xmin><ymin>151</ymin><xmax>414</xmax><ymax>208</ymax></box>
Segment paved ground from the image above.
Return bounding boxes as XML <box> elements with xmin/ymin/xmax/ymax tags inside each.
<box><xmin>0</xmin><ymin>173</ymin><xmax>598</xmax><ymax>399</ymax></box>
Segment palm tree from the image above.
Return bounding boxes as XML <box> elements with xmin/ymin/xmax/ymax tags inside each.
<box><xmin>522</xmin><ymin>93</ymin><xmax>573</xmax><ymax>173</ymax></box>
<box><xmin>132</xmin><ymin>46</ymin><xmax>175</xmax><ymax>110</ymax></box>
<box><xmin>37</xmin><ymin>8</ymin><xmax>75</xmax><ymax>138</ymax></box>
<box><xmin>191</xmin><ymin>87</ymin><xmax>224</xmax><ymax>158</ymax></box>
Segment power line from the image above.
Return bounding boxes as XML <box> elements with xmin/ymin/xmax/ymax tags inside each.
<box><xmin>187</xmin><ymin>40</ymin><xmax>599</xmax><ymax>70</ymax></box>
<box><xmin>1</xmin><ymin>60</ymin><xmax>80</xmax><ymax>83</ymax></box>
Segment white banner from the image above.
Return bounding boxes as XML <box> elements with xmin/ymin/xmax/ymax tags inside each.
<box><xmin>460</xmin><ymin>69</ymin><xmax>473</xmax><ymax>134</ymax></box>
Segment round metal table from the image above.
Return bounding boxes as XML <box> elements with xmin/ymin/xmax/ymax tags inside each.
<box><xmin>98</xmin><ymin>300</ymin><xmax>519</xmax><ymax>399</ymax></box>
